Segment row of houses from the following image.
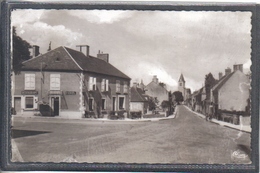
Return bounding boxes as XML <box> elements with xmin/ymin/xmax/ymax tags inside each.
<box><xmin>188</xmin><ymin>64</ymin><xmax>250</xmax><ymax>123</ymax></box>
<box><xmin>12</xmin><ymin>45</ymin><xmax>170</xmax><ymax>119</ymax></box>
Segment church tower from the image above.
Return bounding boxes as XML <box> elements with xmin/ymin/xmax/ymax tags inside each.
<box><xmin>178</xmin><ymin>74</ymin><xmax>186</xmax><ymax>98</ymax></box>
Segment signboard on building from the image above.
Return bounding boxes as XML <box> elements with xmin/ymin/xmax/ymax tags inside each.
<box><xmin>21</xmin><ymin>91</ymin><xmax>38</xmax><ymax>95</ymax></box>
<box><xmin>65</xmin><ymin>91</ymin><xmax>76</xmax><ymax>95</ymax></box>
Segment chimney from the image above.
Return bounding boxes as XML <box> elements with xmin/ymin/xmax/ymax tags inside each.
<box><xmin>152</xmin><ymin>75</ymin><xmax>159</xmax><ymax>84</ymax></box>
<box><xmin>29</xmin><ymin>45</ymin><xmax>40</xmax><ymax>58</ymax></box>
<box><xmin>225</xmin><ymin>67</ymin><xmax>232</xmax><ymax>76</ymax></box>
<box><xmin>76</xmin><ymin>45</ymin><xmax>89</xmax><ymax>57</ymax></box>
<box><xmin>97</xmin><ymin>51</ymin><xmax>109</xmax><ymax>63</ymax></box>
<box><xmin>218</xmin><ymin>72</ymin><xmax>223</xmax><ymax>80</ymax></box>
<box><xmin>233</xmin><ymin>64</ymin><xmax>243</xmax><ymax>72</ymax></box>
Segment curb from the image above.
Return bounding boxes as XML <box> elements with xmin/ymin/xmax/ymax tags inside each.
<box><xmin>13</xmin><ymin>114</ymin><xmax>176</xmax><ymax>123</ymax></box>
<box><xmin>184</xmin><ymin>105</ymin><xmax>251</xmax><ymax>133</ymax></box>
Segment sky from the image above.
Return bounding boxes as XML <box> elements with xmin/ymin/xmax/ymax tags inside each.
<box><xmin>11</xmin><ymin>9</ymin><xmax>252</xmax><ymax>92</ymax></box>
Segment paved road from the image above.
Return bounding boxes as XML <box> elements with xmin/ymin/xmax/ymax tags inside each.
<box><xmin>12</xmin><ymin>105</ymin><xmax>251</xmax><ymax>164</ymax></box>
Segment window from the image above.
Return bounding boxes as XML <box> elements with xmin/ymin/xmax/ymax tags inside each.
<box><xmin>119</xmin><ymin>97</ymin><xmax>125</xmax><ymax>110</ymax></box>
<box><xmin>101</xmin><ymin>98</ymin><xmax>106</xmax><ymax>110</ymax></box>
<box><xmin>88</xmin><ymin>77</ymin><xmax>96</xmax><ymax>91</ymax></box>
<box><xmin>101</xmin><ymin>79</ymin><xmax>109</xmax><ymax>92</ymax></box>
<box><xmin>89</xmin><ymin>98</ymin><xmax>94</xmax><ymax>111</ymax></box>
<box><xmin>123</xmin><ymin>81</ymin><xmax>128</xmax><ymax>93</ymax></box>
<box><xmin>25</xmin><ymin>74</ymin><xmax>35</xmax><ymax>90</ymax></box>
<box><xmin>116</xmin><ymin>80</ymin><xmax>121</xmax><ymax>92</ymax></box>
<box><xmin>179</xmin><ymin>83</ymin><xmax>182</xmax><ymax>86</ymax></box>
<box><xmin>25</xmin><ymin>97</ymin><xmax>34</xmax><ymax>109</ymax></box>
<box><xmin>50</xmin><ymin>74</ymin><xmax>60</xmax><ymax>90</ymax></box>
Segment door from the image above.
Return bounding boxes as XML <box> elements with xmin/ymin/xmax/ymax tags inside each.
<box><xmin>14</xmin><ymin>97</ymin><xmax>21</xmax><ymax>114</ymax></box>
<box><xmin>51</xmin><ymin>97</ymin><xmax>59</xmax><ymax>116</ymax></box>
<box><xmin>112</xmin><ymin>97</ymin><xmax>116</xmax><ymax>111</ymax></box>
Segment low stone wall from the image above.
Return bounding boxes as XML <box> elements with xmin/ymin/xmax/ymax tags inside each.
<box><xmin>239</xmin><ymin>116</ymin><xmax>251</xmax><ymax>126</ymax></box>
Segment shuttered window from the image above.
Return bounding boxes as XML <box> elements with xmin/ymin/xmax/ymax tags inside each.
<box><xmin>116</xmin><ymin>80</ymin><xmax>120</xmax><ymax>92</ymax></box>
<box><xmin>123</xmin><ymin>81</ymin><xmax>128</xmax><ymax>93</ymax></box>
<box><xmin>101</xmin><ymin>79</ymin><xmax>109</xmax><ymax>92</ymax></box>
<box><xmin>50</xmin><ymin>74</ymin><xmax>60</xmax><ymax>90</ymax></box>
<box><xmin>88</xmin><ymin>77</ymin><xmax>96</xmax><ymax>91</ymax></box>
<box><xmin>25</xmin><ymin>74</ymin><xmax>35</xmax><ymax>90</ymax></box>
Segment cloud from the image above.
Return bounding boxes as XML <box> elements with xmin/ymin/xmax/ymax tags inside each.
<box><xmin>11</xmin><ymin>9</ymin><xmax>45</xmax><ymax>26</ymax></box>
<box><xmin>15</xmin><ymin>21</ymin><xmax>84</xmax><ymax>53</ymax></box>
<box><xmin>67</xmin><ymin>10</ymin><xmax>134</xmax><ymax>24</ymax></box>
<box><xmin>136</xmin><ymin>61</ymin><xmax>178</xmax><ymax>90</ymax></box>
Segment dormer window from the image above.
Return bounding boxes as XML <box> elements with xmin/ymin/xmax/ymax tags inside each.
<box><xmin>55</xmin><ymin>57</ymin><xmax>61</xmax><ymax>62</ymax></box>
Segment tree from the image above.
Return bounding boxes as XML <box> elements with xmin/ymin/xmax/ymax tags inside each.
<box><xmin>148</xmin><ymin>97</ymin><xmax>159</xmax><ymax>111</ymax></box>
<box><xmin>159</xmin><ymin>82</ymin><xmax>166</xmax><ymax>88</ymax></box>
<box><xmin>172</xmin><ymin>91</ymin><xmax>184</xmax><ymax>104</ymax></box>
<box><xmin>205</xmin><ymin>73</ymin><xmax>217</xmax><ymax>100</ymax></box>
<box><xmin>12</xmin><ymin>27</ymin><xmax>32</xmax><ymax>74</ymax></box>
<box><xmin>161</xmin><ymin>100</ymin><xmax>170</xmax><ymax>111</ymax></box>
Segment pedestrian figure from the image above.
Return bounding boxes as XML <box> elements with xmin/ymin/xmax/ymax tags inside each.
<box><xmin>208</xmin><ymin>102</ymin><xmax>214</xmax><ymax>121</ymax></box>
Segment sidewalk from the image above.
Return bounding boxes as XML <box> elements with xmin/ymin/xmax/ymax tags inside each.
<box><xmin>184</xmin><ymin>105</ymin><xmax>251</xmax><ymax>133</ymax></box>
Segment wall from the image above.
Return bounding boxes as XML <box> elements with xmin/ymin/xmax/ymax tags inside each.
<box><xmin>14</xmin><ymin>71</ymin><xmax>82</xmax><ymax>117</ymax></box>
<box><xmin>218</xmin><ymin>71</ymin><xmax>250</xmax><ymax>111</ymax></box>
<box><xmin>130</xmin><ymin>102</ymin><xmax>144</xmax><ymax>111</ymax></box>
<box><xmin>146</xmin><ymin>82</ymin><xmax>168</xmax><ymax>105</ymax></box>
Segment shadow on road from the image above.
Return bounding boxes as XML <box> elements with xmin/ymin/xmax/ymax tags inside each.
<box><xmin>237</xmin><ymin>144</ymin><xmax>251</xmax><ymax>157</ymax></box>
<box><xmin>12</xmin><ymin>129</ymin><xmax>51</xmax><ymax>139</ymax></box>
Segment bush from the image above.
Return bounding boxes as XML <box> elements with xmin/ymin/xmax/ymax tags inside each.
<box><xmin>130</xmin><ymin>111</ymin><xmax>142</xmax><ymax>119</ymax></box>
<box><xmin>85</xmin><ymin>111</ymin><xmax>96</xmax><ymax>118</ymax></box>
<box><xmin>11</xmin><ymin>107</ymin><xmax>16</xmax><ymax>115</ymax></box>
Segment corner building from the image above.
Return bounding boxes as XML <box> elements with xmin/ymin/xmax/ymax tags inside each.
<box><xmin>13</xmin><ymin>46</ymin><xmax>131</xmax><ymax>119</ymax></box>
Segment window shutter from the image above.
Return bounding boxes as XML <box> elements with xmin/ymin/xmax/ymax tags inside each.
<box><xmin>25</xmin><ymin>74</ymin><xmax>35</xmax><ymax>90</ymax></box>
<box><xmin>31</xmin><ymin>74</ymin><xmax>35</xmax><ymax>89</ymax></box>
<box><xmin>106</xmin><ymin>79</ymin><xmax>109</xmax><ymax>91</ymax></box>
<box><xmin>50</xmin><ymin>74</ymin><xmax>60</xmax><ymax>90</ymax></box>
<box><xmin>93</xmin><ymin>77</ymin><xmax>96</xmax><ymax>90</ymax></box>
<box><xmin>89</xmin><ymin>77</ymin><xmax>93</xmax><ymax>90</ymax></box>
<box><xmin>101</xmin><ymin>79</ymin><xmax>105</xmax><ymax>92</ymax></box>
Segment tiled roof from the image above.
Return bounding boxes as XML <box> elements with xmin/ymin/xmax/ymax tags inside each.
<box><xmin>130</xmin><ymin>87</ymin><xmax>147</xmax><ymax>102</ymax></box>
<box><xmin>211</xmin><ymin>72</ymin><xmax>234</xmax><ymax>92</ymax></box>
<box><xmin>22</xmin><ymin>46</ymin><xmax>130</xmax><ymax>79</ymax></box>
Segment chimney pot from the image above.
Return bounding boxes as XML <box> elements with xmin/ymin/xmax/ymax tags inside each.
<box><xmin>233</xmin><ymin>64</ymin><xmax>243</xmax><ymax>72</ymax></box>
<box><xmin>29</xmin><ymin>45</ymin><xmax>40</xmax><ymax>58</ymax></box>
<box><xmin>152</xmin><ymin>75</ymin><xmax>159</xmax><ymax>84</ymax></box>
<box><xmin>225</xmin><ymin>67</ymin><xmax>232</xmax><ymax>76</ymax></box>
<box><xmin>97</xmin><ymin>53</ymin><xmax>109</xmax><ymax>63</ymax></box>
<box><xmin>218</xmin><ymin>72</ymin><xmax>223</xmax><ymax>80</ymax></box>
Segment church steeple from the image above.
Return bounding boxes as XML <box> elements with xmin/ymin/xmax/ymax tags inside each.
<box><xmin>178</xmin><ymin>73</ymin><xmax>185</xmax><ymax>83</ymax></box>
<box><xmin>178</xmin><ymin>74</ymin><xmax>186</xmax><ymax>99</ymax></box>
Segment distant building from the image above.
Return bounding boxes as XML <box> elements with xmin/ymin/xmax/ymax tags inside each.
<box><xmin>12</xmin><ymin>46</ymin><xmax>131</xmax><ymax>119</ymax></box>
<box><xmin>178</xmin><ymin>74</ymin><xmax>191</xmax><ymax>102</ymax></box>
<box><xmin>145</xmin><ymin>75</ymin><xmax>168</xmax><ymax>105</ymax></box>
<box><xmin>130</xmin><ymin>82</ymin><xmax>149</xmax><ymax>114</ymax></box>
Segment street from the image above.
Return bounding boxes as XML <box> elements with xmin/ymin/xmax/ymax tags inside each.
<box><xmin>12</xmin><ymin>105</ymin><xmax>251</xmax><ymax>164</ymax></box>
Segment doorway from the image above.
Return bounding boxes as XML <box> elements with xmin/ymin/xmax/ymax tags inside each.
<box><xmin>112</xmin><ymin>97</ymin><xmax>116</xmax><ymax>111</ymax></box>
<box><xmin>51</xmin><ymin>97</ymin><xmax>59</xmax><ymax>116</ymax></box>
<box><xmin>14</xmin><ymin>97</ymin><xmax>21</xmax><ymax>114</ymax></box>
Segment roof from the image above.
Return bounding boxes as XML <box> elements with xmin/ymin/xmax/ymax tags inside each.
<box><xmin>178</xmin><ymin>74</ymin><xmax>185</xmax><ymax>82</ymax></box>
<box><xmin>130</xmin><ymin>87</ymin><xmax>148</xmax><ymax>102</ymax></box>
<box><xmin>21</xmin><ymin>46</ymin><xmax>130</xmax><ymax>80</ymax></box>
<box><xmin>146</xmin><ymin>81</ymin><xmax>168</xmax><ymax>93</ymax></box>
<box><xmin>211</xmin><ymin>72</ymin><xmax>235</xmax><ymax>92</ymax></box>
